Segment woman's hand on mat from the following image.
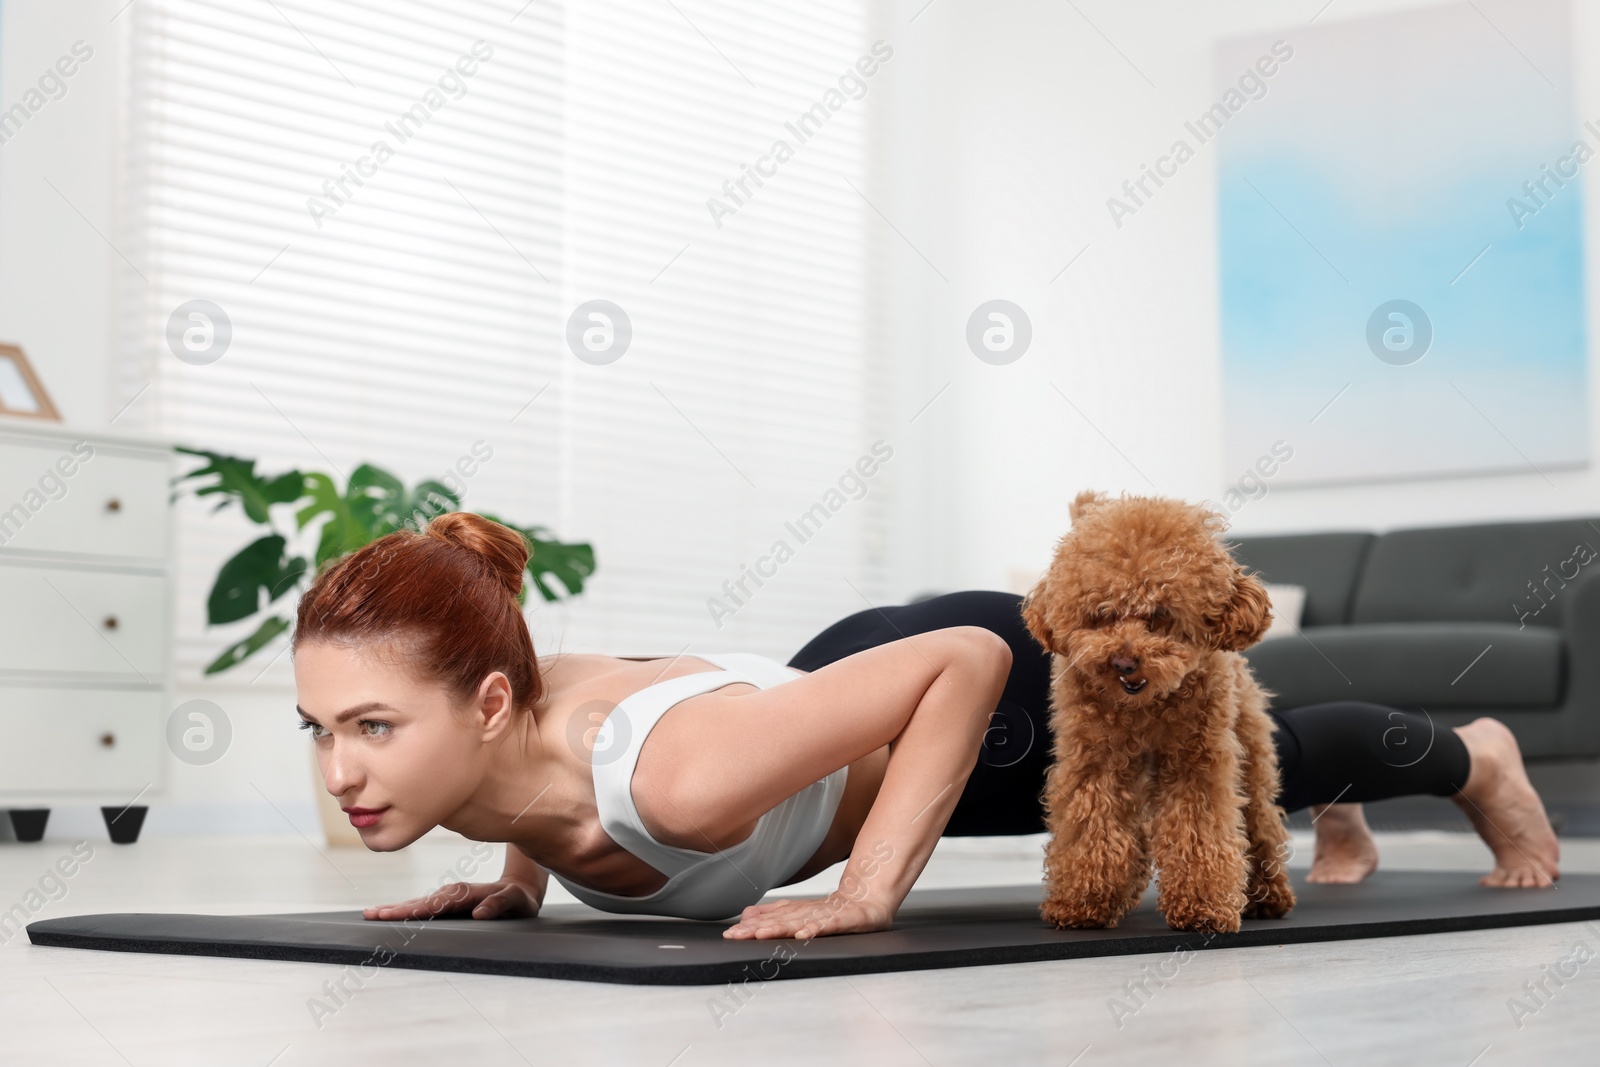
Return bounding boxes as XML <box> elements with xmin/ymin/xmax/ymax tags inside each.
<box><xmin>722</xmin><ymin>891</ymin><xmax>894</xmax><ymax>940</ymax></box>
<box><xmin>362</xmin><ymin>878</ymin><xmax>542</xmax><ymax>922</ymax></box>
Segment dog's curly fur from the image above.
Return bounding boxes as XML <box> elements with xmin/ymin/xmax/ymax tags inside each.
<box><xmin>1022</xmin><ymin>490</ymin><xmax>1296</xmax><ymax>934</ymax></box>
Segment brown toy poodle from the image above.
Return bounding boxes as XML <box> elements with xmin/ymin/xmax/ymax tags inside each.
<box><xmin>1021</xmin><ymin>489</ymin><xmax>1296</xmax><ymax>934</ymax></box>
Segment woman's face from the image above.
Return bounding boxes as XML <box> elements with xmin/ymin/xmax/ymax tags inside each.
<box><xmin>293</xmin><ymin>639</ymin><xmax>488</xmax><ymax>852</ymax></box>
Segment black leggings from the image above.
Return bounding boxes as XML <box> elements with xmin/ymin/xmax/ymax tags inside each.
<box><xmin>787</xmin><ymin>590</ymin><xmax>1473</xmax><ymax>835</ymax></box>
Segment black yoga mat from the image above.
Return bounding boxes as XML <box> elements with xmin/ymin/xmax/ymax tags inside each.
<box><xmin>28</xmin><ymin>870</ymin><xmax>1600</xmax><ymax>986</ymax></box>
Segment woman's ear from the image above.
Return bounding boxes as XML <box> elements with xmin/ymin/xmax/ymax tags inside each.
<box><xmin>1213</xmin><ymin>571</ymin><xmax>1274</xmax><ymax>651</ymax></box>
<box><xmin>474</xmin><ymin>670</ymin><xmax>520</xmax><ymax>740</ymax></box>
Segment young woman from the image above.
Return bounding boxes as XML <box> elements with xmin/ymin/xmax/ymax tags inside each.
<box><xmin>293</xmin><ymin>513</ymin><xmax>1561</xmax><ymax>941</ymax></box>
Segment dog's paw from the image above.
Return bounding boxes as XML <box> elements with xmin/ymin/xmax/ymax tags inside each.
<box><xmin>1242</xmin><ymin>898</ymin><xmax>1293</xmax><ymax>921</ymax></box>
<box><xmin>1242</xmin><ymin>880</ymin><xmax>1296</xmax><ymax>920</ymax></box>
<box><xmin>1160</xmin><ymin>900</ymin><xmax>1243</xmax><ymax>935</ymax></box>
<box><xmin>1041</xmin><ymin>895</ymin><xmax>1123</xmax><ymax>930</ymax></box>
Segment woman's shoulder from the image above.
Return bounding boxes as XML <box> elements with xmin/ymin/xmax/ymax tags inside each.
<box><xmin>544</xmin><ymin>650</ymin><xmax>784</xmax><ymax>688</ymax></box>
<box><xmin>539</xmin><ymin>651</ymin><xmax>644</xmax><ymax>690</ymax></box>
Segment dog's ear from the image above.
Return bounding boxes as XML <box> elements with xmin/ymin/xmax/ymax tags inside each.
<box><xmin>1069</xmin><ymin>490</ymin><xmax>1108</xmax><ymax>523</ymax></box>
<box><xmin>1021</xmin><ymin>581</ymin><xmax>1056</xmax><ymax>652</ymax></box>
<box><xmin>1212</xmin><ymin>570</ymin><xmax>1274</xmax><ymax>651</ymax></box>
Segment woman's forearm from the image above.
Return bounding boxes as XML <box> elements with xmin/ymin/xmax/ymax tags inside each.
<box><xmin>836</xmin><ymin>643</ymin><xmax>1008</xmax><ymax>914</ymax></box>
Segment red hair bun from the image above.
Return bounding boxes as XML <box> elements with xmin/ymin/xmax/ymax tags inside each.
<box><xmin>423</xmin><ymin>511</ymin><xmax>529</xmax><ymax>600</ymax></box>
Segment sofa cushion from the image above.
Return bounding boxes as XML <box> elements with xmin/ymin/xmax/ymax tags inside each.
<box><xmin>1262</xmin><ymin>583</ymin><xmax>1307</xmax><ymax>640</ymax></box>
<box><xmin>1350</xmin><ymin>518</ymin><xmax>1600</xmax><ymax>629</ymax></box>
<box><xmin>1242</xmin><ymin>622</ymin><xmax>1564</xmax><ymax>710</ymax></box>
<box><xmin>1228</xmin><ymin>532</ymin><xmax>1376</xmax><ymax>627</ymax></box>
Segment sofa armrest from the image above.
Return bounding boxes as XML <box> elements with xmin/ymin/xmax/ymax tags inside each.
<box><xmin>1559</xmin><ymin>569</ymin><xmax>1600</xmax><ymax>752</ymax></box>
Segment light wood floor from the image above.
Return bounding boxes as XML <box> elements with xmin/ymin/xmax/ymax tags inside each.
<box><xmin>3</xmin><ymin>828</ymin><xmax>1599</xmax><ymax>1065</ymax></box>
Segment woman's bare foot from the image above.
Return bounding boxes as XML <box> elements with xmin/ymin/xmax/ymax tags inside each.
<box><xmin>1449</xmin><ymin>718</ymin><xmax>1561</xmax><ymax>888</ymax></box>
<box><xmin>1306</xmin><ymin>802</ymin><xmax>1380</xmax><ymax>883</ymax></box>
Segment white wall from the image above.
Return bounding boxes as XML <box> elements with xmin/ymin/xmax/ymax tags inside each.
<box><xmin>876</xmin><ymin>0</ymin><xmax>1600</xmax><ymax>605</ymax></box>
<box><xmin>0</xmin><ymin>1</ymin><xmax>123</xmax><ymax>427</ymax></box>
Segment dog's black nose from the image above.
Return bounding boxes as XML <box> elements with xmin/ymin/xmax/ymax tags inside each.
<box><xmin>1111</xmin><ymin>655</ymin><xmax>1140</xmax><ymax>676</ymax></box>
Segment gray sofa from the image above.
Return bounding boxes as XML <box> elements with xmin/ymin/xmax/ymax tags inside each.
<box><xmin>1231</xmin><ymin>516</ymin><xmax>1600</xmax><ymax>759</ymax></box>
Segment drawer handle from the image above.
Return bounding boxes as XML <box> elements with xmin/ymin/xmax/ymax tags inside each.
<box><xmin>100</xmin><ymin>732</ymin><xmax>116</xmax><ymax>748</ymax></box>
<box><xmin>105</xmin><ymin>498</ymin><xmax>122</xmax><ymax>513</ymax></box>
<box><xmin>103</xmin><ymin>615</ymin><xmax>119</xmax><ymax>631</ymax></box>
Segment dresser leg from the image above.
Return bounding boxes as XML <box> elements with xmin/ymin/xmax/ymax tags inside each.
<box><xmin>7</xmin><ymin>809</ymin><xmax>50</xmax><ymax>842</ymax></box>
<box><xmin>101</xmin><ymin>805</ymin><xmax>148</xmax><ymax>844</ymax></box>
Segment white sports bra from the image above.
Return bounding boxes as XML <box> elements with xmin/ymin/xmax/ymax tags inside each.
<box><xmin>548</xmin><ymin>651</ymin><xmax>850</xmax><ymax>921</ymax></box>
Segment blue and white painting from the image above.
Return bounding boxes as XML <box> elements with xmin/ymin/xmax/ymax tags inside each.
<box><xmin>1217</xmin><ymin>0</ymin><xmax>1590</xmax><ymax>486</ymax></box>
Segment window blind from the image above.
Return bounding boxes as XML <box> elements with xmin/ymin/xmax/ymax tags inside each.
<box><xmin>118</xmin><ymin>0</ymin><xmax>890</xmax><ymax>684</ymax></box>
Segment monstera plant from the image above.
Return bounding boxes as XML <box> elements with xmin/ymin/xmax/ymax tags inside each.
<box><xmin>171</xmin><ymin>446</ymin><xmax>596</xmax><ymax>675</ymax></box>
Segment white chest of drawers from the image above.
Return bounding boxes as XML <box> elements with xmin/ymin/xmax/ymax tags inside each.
<box><xmin>0</xmin><ymin>418</ymin><xmax>175</xmax><ymax>844</ymax></box>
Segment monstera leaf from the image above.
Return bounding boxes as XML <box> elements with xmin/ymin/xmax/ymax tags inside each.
<box><xmin>203</xmin><ymin>615</ymin><xmax>293</xmax><ymax>676</ymax></box>
<box><xmin>171</xmin><ymin>447</ymin><xmax>307</xmax><ymax>523</ymax></box>
<box><xmin>172</xmin><ymin>446</ymin><xmax>595</xmax><ymax>674</ymax></box>
<box><xmin>207</xmin><ymin>533</ymin><xmax>308</xmax><ymax>625</ymax></box>
<box><xmin>296</xmin><ymin>466</ymin><xmax>464</xmax><ymax>567</ymax></box>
